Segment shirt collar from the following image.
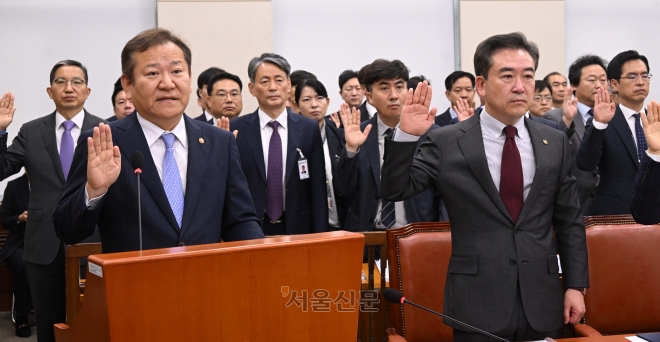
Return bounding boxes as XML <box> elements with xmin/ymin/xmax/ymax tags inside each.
<box><xmin>136</xmin><ymin>112</ymin><xmax>188</xmax><ymax>149</ymax></box>
<box><xmin>618</xmin><ymin>103</ymin><xmax>642</xmax><ymax>120</ymax></box>
<box><xmin>376</xmin><ymin>114</ymin><xmax>398</xmax><ymax>136</ymax></box>
<box><xmin>480</xmin><ymin>107</ymin><xmax>525</xmax><ymax>140</ymax></box>
<box><xmin>258</xmin><ymin>107</ymin><xmax>288</xmax><ymax>130</ymax></box>
<box><xmin>204</xmin><ymin>111</ymin><xmax>214</xmax><ymax>123</ymax></box>
<box><xmin>55</xmin><ymin>109</ymin><xmax>85</xmax><ymax>129</ymax></box>
<box><xmin>449</xmin><ymin>107</ymin><xmax>458</xmax><ymax>119</ymax></box>
<box><xmin>577</xmin><ymin>102</ymin><xmax>593</xmax><ymax>119</ymax></box>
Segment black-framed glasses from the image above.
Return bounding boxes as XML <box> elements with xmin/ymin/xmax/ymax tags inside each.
<box><xmin>212</xmin><ymin>92</ymin><xmax>241</xmax><ymax>100</ymax></box>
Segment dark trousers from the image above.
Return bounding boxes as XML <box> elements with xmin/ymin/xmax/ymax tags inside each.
<box><xmin>26</xmin><ymin>244</ymin><xmax>65</xmax><ymax>342</ymax></box>
<box><xmin>262</xmin><ymin>213</ymin><xmax>287</xmax><ymax>236</ymax></box>
<box><xmin>4</xmin><ymin>245</ymin><xmax>32</xmax><ymax>316</ymax></box>
<box><xmin>453</xmin><ymin>285</ymin><xmax>563</xmax><ymax>342</ymax></box>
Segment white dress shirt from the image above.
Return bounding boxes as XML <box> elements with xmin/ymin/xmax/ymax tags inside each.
<box><xmin>258</xmin><ymin>108</ymin><xmax>288</xmax><ymax>208</ymax></box>
<box><xmin>321</xmin><ymin>121</ymin><xmax>340</xmax><ymax>228</ymax></box>
<box><xmin>55</xmin><ymin>109</ymin><xmax>85</xmax><ymax>154</ymax></box>
<box><xmin>365</xmin><ymin>101</ymin><xmax>377</xmax><ymax>118</ymax></box>
<box><xmin>375</xmin><ymin>116</ymin><xmax>408</xmax><ymax>228</ymax></box>
<box><xmin>449</xmin><ymin>107</ymin><xmax>458</xmax><ymax>119</ymax></box>
<box><xmin>204</xmin><ymin>111</ymin><xmax>217</xmax><ymax>126</ymax></box>
<box><xmin>577</xmin><ymin>102</ymin><xmax>593</xmax><ymax>126</ymax></box>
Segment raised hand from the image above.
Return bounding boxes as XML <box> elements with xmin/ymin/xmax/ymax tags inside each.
<box><xmin>399</xmin><ymin>81</ymin><xmax>438</xmax><ymax>136</ymax></box>
<box><xmin>339</xmin><ymin>103</ymin><xmax>371</xmax><ymax>152</ymax></box>
<box><xmin>216</xmin><ymin>116</ymin><xmax>238</xmax><ymax>138</ymax></box>
<box><xmin>453</xmin><ymin>98</ymin><xmax>474</xmax><ymax>122</ymax></box>
<box><xmin>86</xmin><ymin>123</ymin><xmax>121</xmax><ymax>199</ymax></box>
<box><xmin>643</xmin><ymin>101</ymin><xmax>660</xmax><ymax>155</ymax></box>
<box><xmin>330</xmin><ymin>112</ymin><xmax>341</xmax><ymax>128</ymax></box>
<box><xmin>593</xmin><ymin>87</ymin><xmax>616</xmax><ymax>124</ymax></box>
<box><xmin>562</xmin><ymin>86</ymin><xmax>578</xmax><ymax>127</ymax></box>
<box><xmin>0</xmin><ymin>92</ymin><xmax>17</xmax><ymax>131</ymax></box>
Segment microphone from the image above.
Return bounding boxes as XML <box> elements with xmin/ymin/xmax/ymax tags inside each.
<box><xmin>130</xmin><ymin>151</ymin><xmax>144</xmax><ymax>251</ymax></box>
<box><xmin>383</xmin><ymin>288</ymin><xmax>510</xmax><ymax>342</ymax></box>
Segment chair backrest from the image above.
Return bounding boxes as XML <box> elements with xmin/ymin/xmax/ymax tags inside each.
<box><xmin>65</xmin><ymin>243</ymin><xmax>102</xmax><ymax>325</ymax></box>
<box><xmin>583</xmin><ymin>215</ymin><xmax>660</xmax><ymax>334</ymax></box>
<box><xmin>387</xmin><ymin>222</ymin><xmax>452</xmax><ymax>342</ymax></box>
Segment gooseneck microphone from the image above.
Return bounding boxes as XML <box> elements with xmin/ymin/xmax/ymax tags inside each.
<box><xmin>383</xmin><ymin>288</ymin><xmax>510</xmax><ymax>342</ymax></box>
<box><xmin>130</xmin><ymin>151</ymin><xmax>144</xmax><ymax>251</ymax></box>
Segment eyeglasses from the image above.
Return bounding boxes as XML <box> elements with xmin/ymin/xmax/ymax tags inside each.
<box><xmin>212</xmin><ymin>92</ymin><xmax>241</xmax><ymax>100</ymax></box>
<box><xmin>52</xmin><ymin>78</ymin><xmax>86</xmax><ymax>88</ymax></box>
<box><xmin>532</xmin><ymin>95</ymin><xmax>553</xmax><ymax>102</ymax></box>
<box><xmin>620</xmin><ymin>73</ymin><xmax>652</xmax><ymax>82</ymax></box>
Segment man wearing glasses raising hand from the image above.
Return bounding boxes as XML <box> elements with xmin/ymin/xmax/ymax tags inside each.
<box><xmin>0</xmin><ymin>60</ymin><xmax>104</xmax><ymax>342</ymax></box>
<box><xmin>577</xmin><ymin>50</ymin><xmax>653</xmax><ymax>216</ymax></box>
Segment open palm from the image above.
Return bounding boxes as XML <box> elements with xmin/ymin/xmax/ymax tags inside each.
<box><xmin>339</xmin><ymin>103</ymin><xmax>371</xmax><ymax>151</ymax></box>
<box><xmin>643</xmin><ymin>101</ymin><xmax>660</xmax><ymax>154</ymax></box>
<box><xmin>0</xmin><ymin>92</ymin><xmax>16</xmax><ymax>130</ymax></box>
<box><xmin>593</xmin><ymin>87</ymin><xmax>616</xmax><ymax>124</ymax></box>
<box><xmin>86</xmin><ymin>123</ymin><xmax>121</xmax><ymax>198</ymax></box>
<box><xmin>400</xmin><ymin>81</ymin><xmax>437</xmax><ymax>136</ymax></box>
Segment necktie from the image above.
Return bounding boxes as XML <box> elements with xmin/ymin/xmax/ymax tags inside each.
<box><xmin>500</xmin><ymin>126</ymin><xmax>524</xmax><ymax>223</ymax></box>
<box><xmin>633</xmin><ymin>113</ymin><xmax>648</xmax><ymax>162</ymax></box>
<box><xmin>380</xmin><ymin>128</ymin><xmax>396</xmax><ymax>228</ymax></box>
<box><xmin>161</xmin><ymin>133</ymin><xmax>184</xmax><ymax>228</ymax></box>
<box><xmin>586</xmin><ymin>109</ymin><xmax>594</xmax><ymax>127</ymax></box>
<box><xmin>266</xmin><ymin>121</ymin><xmax>283</xmax><ymax>221</ymax></box>
<box><xmin>60</xmin><ymin>120</ymin><xmax>75</xmax><ymax>180</ymax></box>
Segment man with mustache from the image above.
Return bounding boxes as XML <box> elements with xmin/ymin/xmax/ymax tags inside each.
<box><xmin>577</xmin><ymin>50</ymin><xmax>652</xmax><ymax>215</ymax></box>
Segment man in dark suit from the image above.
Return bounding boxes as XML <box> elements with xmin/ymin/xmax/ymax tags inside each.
<box><xmin>330</xmin><ymin>69</ymin><xmax>370</xmax><ymax>128</ymax></box>
<box><xmin>337</xmin><ymin>59</ymin><xmax>445</xmax><ymax>236</ymax></box>
<box><xmin>205</xmin><ymin>71</ymin><xmax>243</xmax><ymax>122</ymax></box>
<box><xmin>631</xmin><ymin>103</ymin><xmax>660</xmax><ymax>224</ymax></box>
<box><xmin>544</xmin><ymin>55</ymin><xmax>607</xmax><ymax>216</ymax></box>
<box><xmin>54</xmin><ymin>29</ymin><xmax>264</xmax><ymax>254</ymax></box>
<box><xmin>355</xmin><ymin>63</ymin><xmax>377</xmax><ymax>121</ymax></box>
<box><xmin>0</xmin><ymin>172</ymin><xmax>31</xmax><ymax>337</ymax></box>
<box><xmin>230</xmin><ymin>53</ymin><xmax>327</xmax><ymax>235</ymax></box>
<box><xmin>435</xmin><ymin>71</ymin><xmax>476</xmax><ymax>127</ymax></box>
<box><xmin>107</xmin><ymin>78</ymin><xmax>134</xmax><ymax>122</ymax></box>
<box><xmin>577</xmin><ymin>50</ymin><xmax>651</xmax><ymax>216</ymax></box>
<box><xmin>381</xmin><ymin>33</ymin><xmax>588</xmax><ymax>341</ymax></box>
<box><xmin>193</xmin><ymin>67</ymin><xmax>225</xmax><ymax>124</ymax></box>
<box><xmin>0</xmin><ymin>60</ymin><xmax>105</xmax><ymax>342</ymax></box>
<box><xmin>294</xmin><ymin>78</ymin><xmax>351</xmax><ymax>230</ymax></box>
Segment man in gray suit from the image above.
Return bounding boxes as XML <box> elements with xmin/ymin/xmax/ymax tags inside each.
<box><xmin>0</xmin><ymin>60</ymin><xmax>105</xmax><ymax>342</ymax></box>
<box><xmin>378</xmin><ymin>33</ymin><xmax>588</xmax><ymax>341</ymax></box>
<box><xmin>543</xmin><ymin>55</ymin><xmax>607</xmax><ymax>216</ymax></box>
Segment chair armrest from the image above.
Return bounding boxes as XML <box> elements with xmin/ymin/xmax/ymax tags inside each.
<box><xmin>573</xmin><ymin>324</ymin><xmax>603</xmax><ymax>337</ymax></box>
<box><xmin>387</xmin><ymin>328</ymin><xmax>407</xmax><ymax>342</ymax></box>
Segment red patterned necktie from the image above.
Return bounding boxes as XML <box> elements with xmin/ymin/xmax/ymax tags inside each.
<box><xmin>500</xmin><ymin>126</ymin><xmax>524</xmax><ymax>223</ymax></box>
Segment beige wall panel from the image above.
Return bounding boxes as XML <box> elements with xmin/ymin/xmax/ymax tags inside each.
<box><xmin>158</xmin><ymin>1</ymin><xmax>272</xmax><ymax>117</ymax></box>
<box><xmin>460</xmin><ymin>0</ymin><xmax>565</xmax><ymax>80</ymax></box>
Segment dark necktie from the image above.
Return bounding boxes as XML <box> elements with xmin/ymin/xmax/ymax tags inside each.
<box><xmin>380</xmin><ymin>128</ymin><xmax>396</xmax><ymax>228</ymax></box>
<box><xmin>266</xmin><ymin>121</ymin><xmax>284</xmax><ymax>221</ymax></box>
<box><xmin>633</xmin><ymin>113</ymin><xmax>648</xmax><ymax>162</ymax></box>
<box><xmin>60</xmin><ymin>120</ymin><xmax>75</xmax><ymax>180</ymax></box>
<box><xmin>586</xmin><ymin>109</ymin><xmax>594</xmax><ymax>128</ymax></box>
<box><xmin>500</xmin><ymin>126</ymin><xmax>524</xmax><ymax>223</ymax></box>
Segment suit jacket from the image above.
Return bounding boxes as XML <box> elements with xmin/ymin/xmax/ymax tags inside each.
<box><xmin>0</xmin><ymin>174</ymin><xmax>30</xmax><ymax>261</ymax></box>
<box><xmin>434</xmin><ymin>108</ymin><xmax>453</xmax><ymax>127</ymax></box>
<box><xmin>336</xmin><ymin>115</ymin><xmax>445</xmax><ymax>233</ymax></box>
<box><xmin>230</xmin><ymin>108</ymin><xmax>328</xmax><ymax>234</ymax></box>
<box><xmin>576</xmin><ymin>105</ymin><xmax>639</xmax><ymax>215</ymax></box>
<box><xmin>0</xmin><ymin>110</ymin><xmax>104</xmax><ymax>265</ymax></box>
<box><xmin>355</xmin><ymin>101</ymin><xmax>372</xmax><ymax>123</ymax></box>
<box><xmin>631</xmin><ymin>153</ymin><xmax>660</xmax><ymax>224</ymax></box>
<box><xmin>53</xmin><ymin>113</ymin><xmax>264</xmax><ymax>254</ymax></box>
<box><xmin>544</xmin><ymin>107</ymin><xmax>599</xmax><ymax>216</ymax></box>
<box><xmin>381</xmin><ymin>114</ymin><xmax>588</xmax><ymax>333</ymax></box>
<box><xmin>324</xmin><ymin>122</ymin><xmax>351</xmax><ymax>229</ymax></box>
<box><xmin>194</xmin><ymin>113</ymin><xmax>213</xmax><ymax>124</ymax></box>
<box><xmin>529</xmin><ymin>115</ymin><xmax>560</xmax><ymax>130</ymax></box>
<box><xmin>106</xmin><ymin>116</ymin><xmax>118</xmax><ymax>122</ymax></box>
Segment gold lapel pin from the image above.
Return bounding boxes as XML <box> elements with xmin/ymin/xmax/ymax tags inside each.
<box><xmin>543</xmin><ymin>139</ymin><xmax>548</xmax><ymax>145</ymax></box>
<box><xmin>199</xmin><ymin>138</ymin><xmax>205</xmax><ymax>144</ymax></box>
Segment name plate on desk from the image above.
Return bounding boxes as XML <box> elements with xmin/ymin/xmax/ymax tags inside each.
<box><xmin>88</xmin><ymin>262</ymin><xmax>103</xmax><ymax>278</ymax></box>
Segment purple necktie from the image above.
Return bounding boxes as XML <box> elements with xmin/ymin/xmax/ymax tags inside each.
<box><xmin>266</xmin><ymin>121</ymin><xmax>284</xmax><ymax>221</ymax></box>
<box><xmin>60</xmin><ymin>120</ymin><xmax>75</xmax><ymax>180</ymax></box>
<box><xmin>500</xmin><ymin>126</ymin><xmax>524</xmax><ymax>223</ymax></box>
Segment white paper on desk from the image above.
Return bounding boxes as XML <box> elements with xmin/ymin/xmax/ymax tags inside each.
<box><xmin>375</xmin><ymin>259</ymin><xmax>389</xmax><ymax>282</ymax></box>
<box><xmin>626</xmin><ymin>337</ymin><xmax>646</xmax><ymax>342</ymax></box>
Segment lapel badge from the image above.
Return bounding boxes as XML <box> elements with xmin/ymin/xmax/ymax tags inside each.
<box><xmin>199</xmin><ymin>138</ymin><xmax>205</xmax><ymax>144</ymax></box>
<box><xmin>543</xmin><ymin>139</ymin><xmax>548</xmax><ymax>145</ymax></box>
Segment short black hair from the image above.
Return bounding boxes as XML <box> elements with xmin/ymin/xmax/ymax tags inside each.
<box><xmin>357</xmin><ymin>63</ymin><xmax>371</xmax><ymax>85</ymax></box>
<box><xmin>363</xmin><ymin>59</ymin><xmax>409</xmax><ymax>92</ymax></box>
<box><xmin>338</xmin><ymin>70</ymin><xmax>359</xmax><ymax>90</ymax></box>
<box><xmin>568</xmin><ymin>55</ymin><xmax>607</xmax><ymax>87</ymax></box>
<box><xmin>443</xmin><ymin>71</ymin><xmax>474</xmax><ymax>91</ymax></box>
<box><xmin>197</xmin><ymin>67</ymin><xmax>225</xmax><ymax>98</ymax></box>
<box><xmin>543</xmin><ymin>72</ymin><xmax>563</xmax><ymax>85</ymax></box>
<box><xmin>206</xmin><ymin>71</ymin><xmax>243</xmax><ymax>95</ymax></box>
<box><xmin>473</xmin><ymin>32</ymin><xmax>539</xmax><ymax>79</ymax></box>
<box><xmin>607</xmin><ymin>50</ymin><xmax>650</xmax><ymax>81</ymax></box>
<box><xmin>408</xmin><ymin>75</ymin><xmax>431</xmax><ymax>90</ymax></box>
<box><xmin>111</xmin><ymin>78</ymin><xmax>124</xmax><ymax>106</ymax></box>
<box><xmin>50</xmin><ymin>60</ymin><xmax>88</xmax><ymax>84</ymax></box>
<box><xmin>290</xmin><ymin>70</ymin><xmax>318</xmax><ymax>88</ymax></box>
<box><xmin>295</xmin><ymin>78</ymin><xmax>329</xmax><ymax>104</ymax></box>
<box><xmin>535</xmin><ymin>80</ymin><xmax>550</xmax><ymax>93</ymax></box>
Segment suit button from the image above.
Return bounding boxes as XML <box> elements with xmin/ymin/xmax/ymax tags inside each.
<box><xmin>510</xmin><ymin>259</ymin><xmax>517</xmax><ymax>266</ymax></box>
<box><xmin>514</xmin><ymin>229</ymin><xmax>521</xmax><ymax>234</ymax></box>
<box><xmin>179</xmin><ymin>242</ymin><xmax>185</xmax><ymax>246</ymax></box>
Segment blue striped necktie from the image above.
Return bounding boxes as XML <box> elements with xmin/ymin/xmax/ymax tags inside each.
<box><xmin>161</xmin><ymin>133</ymin><xmax>184</xmax><ymax>228</ymax></box>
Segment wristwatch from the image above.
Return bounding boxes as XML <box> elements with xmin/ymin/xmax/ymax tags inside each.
<box><xmin>569</xmin><ymin>287</ymin><xmax>587</xmax><ymax>296</ymax></box>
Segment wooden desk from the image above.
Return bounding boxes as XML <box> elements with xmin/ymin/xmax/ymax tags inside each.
<box><xmin>361</xmin><ymin>263</ymin><xmax>389</xmax><ymax>290</ymax></box>
<box><xmin>560</xmin><ymin>336</ymin><xmax>634</xmax><ymax>341</ymax></box>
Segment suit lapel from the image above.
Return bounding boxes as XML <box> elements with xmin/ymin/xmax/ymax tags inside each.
<box><xmin>180</xmin><ymin>116</ymin><xmax>206</xmax><ymax>235</ymax></box>
<box><xmin>245</xmin><ymin>111</ymin><xmax>267</xmax><ymax>182</ymax></box>
<box><xmin>286</xmin><ymin>111</ymin><xmax>302</xmax><ymax>185</ymax></box>
<box><xmin>573</xmin><ymin>110</ymin><xmax>587</xmax><ymax>140</ymax></box>
<box><xmin>456</xmin><ymin>115</ymin><xmax>511</xmax><ymax>221</ymax></box>
<box><xmin>115</xmin><ymin>114</ymin><xmax>181</xmax><ymax>233</ymax></box>
<box><xmin>516</xmin><ymin>119</ymin><xmax>550</xmax><ymax>225</ymax></box>
<box><xmin>364</xmin><ymin>116</ymin><xmax>381</xmax><ymax>192</ymax></box>
<box><xmin>325</xmin><ymin>124</ymin><xmax>341</xmax><ymax>176</ymax></box>
<box><xmin>81</xmin><ymin>109</ymin><xmax>99</xmax><ymax>133</ymax></box>
<box><xmin>41</xmin><ymin>112</ymin><xmax>65</xmax><ymax>183</ymax></box>
<box><xmin>611</xmin><ymin>106</ymin><xmax>639</xmax><ymax>167</ymax></box>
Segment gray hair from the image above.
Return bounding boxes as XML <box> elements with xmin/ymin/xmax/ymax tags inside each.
<box><xmin>247</xmin><ymin>53</ymin><xmax>291</xmax><ymax>83</ymax></box>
